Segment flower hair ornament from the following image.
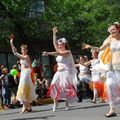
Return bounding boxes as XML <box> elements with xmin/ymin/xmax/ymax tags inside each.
<box><xmin>57</xmin><ymin>38</ymin><xmax>67</xmax><ymax>44</ymax></box>
<box><xmin>114</xmin><ymin>21</ymin><xmax>120</xmax><ymax>25</ymax></box>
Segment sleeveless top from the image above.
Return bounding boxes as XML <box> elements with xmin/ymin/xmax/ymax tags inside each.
<box><xmin>56</xmin><ymin>55</ymin><xmax>72</xmax><ymax>71</ymax></box>
<box><xmin>110</xmin><ymin>40</ymin><xmax>120</xmax><ymax>53</ymax></box>
<box><xmin>110</xmin><ymin>40</ymin><xmax>120</xmax><ymax>71</ymax></box>
<box><xmin>91</xmin><ymin>59</ymin><xmax>100</xmax><ymax>78</ymax></box>
<box><xmin>20</xmin><ymin>59</ymin><xmax>30</xmax><ymax>70</ymax></box>
<box><xmin>79</xmin><ymin>64</ymin><xmax>88</xmax><ymax>73</ymax></box>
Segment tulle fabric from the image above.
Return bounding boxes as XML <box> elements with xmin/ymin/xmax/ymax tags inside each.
<box><xmin>16</xmin><ymin>68</ymin><xmax>37</xmax><ymax>103</ymax></box>
<box><xmin>90</xmin><ymin>48</ymin><xmax>112</xmax><ymax>73</ymax></box>
<box><xmin>103</xmin><ymin>71</ymin><xmax>120</xmax><ymax>104</ymax></box>
<box><xmin>47</xmin><ymin>69</ymin><xmax>78</xmax><ymax>102</ymax></box>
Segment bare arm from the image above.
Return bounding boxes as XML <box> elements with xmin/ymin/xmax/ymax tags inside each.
<box><xmin>82</xmin><ymin>42</ymin><xmax>110</xmax><ymax>52</ymax></box>
<box><xmin>80</xmin><ymin>60</ymin><xmax>91</xmax><ymax>66</ymax></box>
<box><xmin>10</xmin><ymin>38</ymin><xmax>28</xmax><ymax>60</ymax></box>
<box><xmin>43</xmin><ymin>50</ymin><xmax>70</xmax><ymax>57</ymax></box>
<box><xmin>53</xmin><ymin>27</ymin><xmax>59</xmax><ymax>52</ymax></box>
<box><xmin>75</xmin><ymin>64</ymin><xmax>79</xmax><ymax>68</ymax></box>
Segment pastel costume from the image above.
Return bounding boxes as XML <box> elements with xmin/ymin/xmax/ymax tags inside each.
<box><xmin>103</xmin><ymin>40</ymin><xmax>120</xmax><ymax>104</ymax></box>
<box><xmin>91</xmin><ymin>59</ymin><xmax>104</xmax><ymax>98</ymax></box>
<box><xmin>16</xmin><ymin>59</ymin><xmax>37</xmax><ymax>103</ymax></box>
<box><xmin>77</xmin><ymin>64</ymin><xmax>93</xmax><ymax>101</ymax></box>
<box><xmin>47</xmin><ymin>52</ymin><xmax>78</xmax><ymax>102</ymax></box>
<box><xmin>78</xmin><ymin>64</ymin><xmax>91</xmax><ymax>83</ymax></box>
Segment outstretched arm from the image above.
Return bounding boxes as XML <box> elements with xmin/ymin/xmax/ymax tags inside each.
<box><xmin>80</xmin><ymin>60</ymin><xmax>91</xmax><ymax>66</ymax></box>
<box><xmin>42</xmin><ymin>50</ymin><xmax>70</xmax><ymax>57</ymax></box>
<box><xmin>10</xmin><ymin>34</ymin><xmax>27</xmax><ymax>60</ymax></box>
<box><xmin>82</xmin><ymin>41</ymin><xmax>110</xmax><ymax>52</ymax></box>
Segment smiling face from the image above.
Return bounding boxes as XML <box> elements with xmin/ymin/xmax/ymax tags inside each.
<box><xmin>20</xmin><ymin>45</ymin><xmax>28</xmax><ymax>55</ymax></box>
<box><xmin>57</xmin><ymin>41</ymin><xmax>66</xmax><ymax>50</ymax></box>
<box><xmin>108</xmin><ymin>25</ymin><xmax>120</xmax><ymax>37</ymax></box>
<box><xmin>92</xmin><ymin>50</ymin><xmax>98</xmax><ymax>59</ymax></box>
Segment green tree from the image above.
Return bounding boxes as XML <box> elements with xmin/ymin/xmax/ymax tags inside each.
<box><xmin>0</xmin><ymin>0</ymin><xmax>48</xmax><ymax>54</ymax></box>
<box><xmin>43</xmin><ymin>0</ymin><xmax>120</xmax><ymax>54</ymax></box>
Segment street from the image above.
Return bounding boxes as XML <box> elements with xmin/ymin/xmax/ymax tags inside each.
<box><xmin>0</xmin><ymin>99</ymin><xmax>120</xmax><ymax>120</ymax></box>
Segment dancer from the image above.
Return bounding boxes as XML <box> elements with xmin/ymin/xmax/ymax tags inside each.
<box><xmin>90</xmin><ymin>50</ymin><xmax>104</xmax><ymax>103</ymax></box>
<box><xmin>82</xmin><ymin>22</ymin><xmax>120</xmax><ymax>117</ymax></box>
<box><xmin>79</xmin><ymin>50</ymin><xmax>104</xmax><ymax>103</ymax></box>
<box><xmin>10</xmin><ymin>34</ymin><xmax>37</xmax><ymax>114</ymax></box>
<box><xmin>43</xmin><ymin>27</ymin><xmax>78</xmax><ymax>111</ymax></box>
<box><xmin>75</xmin><ymin>56</ymin><xmax>93</xmax><ymax>102</ymax></box>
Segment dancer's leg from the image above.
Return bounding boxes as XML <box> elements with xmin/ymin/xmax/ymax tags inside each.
<box><xmin>53</xmin><ymin>98</ymin><xmax>58</xmax><ymax>111</ymax></box>
<box><xmin>65</xmin><ymin>100</ymin><xmax>69</xmax><ymax>110</ymax></box>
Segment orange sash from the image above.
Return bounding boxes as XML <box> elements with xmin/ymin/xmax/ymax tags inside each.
<box><xmin>101</xmin><ymin>47</ymin><xmax>112</xmax><ymax>64</ymax></box>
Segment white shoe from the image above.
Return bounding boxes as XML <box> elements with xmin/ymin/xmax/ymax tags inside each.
<box><xmin>53</xmin><ymin>104</ymin><xmax>57</xmax><ymax>112</ymax></box>
<box><xmin>65</xmin><ymin>106</ymin><xmax>69</xmax><ymax>111</ymax></box>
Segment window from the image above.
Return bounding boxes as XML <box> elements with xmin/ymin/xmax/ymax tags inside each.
<box><xmin>29</xmin><ymin>0</ymin><xmax>45</xmax><ymax>18</ymax></box>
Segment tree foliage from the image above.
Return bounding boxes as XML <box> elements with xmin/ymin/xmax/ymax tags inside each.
<box><xmin>0</xmin><ymin>0</ymin><xmax>120</xmax><ymax>54</ymax></box>
<box><xmin>43</xmin><ymin>0</ymin><xmax>120</xmax><ymax>52</ymax></box>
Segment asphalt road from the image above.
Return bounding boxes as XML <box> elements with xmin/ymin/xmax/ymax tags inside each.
<box><xmin>0</xmin><ymin>99</ymin><xmax>120</xmax><ymax>120</ymax></box>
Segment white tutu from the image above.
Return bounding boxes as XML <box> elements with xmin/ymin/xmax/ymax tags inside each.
<box><xmin>104</xmin><ymin>70</ymin><xmax>120</xmax><ymax>104</ymax></box>
<box><xmin>48</xmin><ymin>69</ymin><xmax>78</xmax><ymax>103</ymax></box>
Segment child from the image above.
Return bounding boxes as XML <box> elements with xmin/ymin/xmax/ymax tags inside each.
<box><xmin>0</xmin><ymin>68</ymin><xmax>11</xmax><ymax>109</ymax></box>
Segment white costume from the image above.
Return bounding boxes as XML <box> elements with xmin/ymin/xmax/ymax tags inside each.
<box><xmin>47</xmin><ymin>52</ymin><xmax>78</xmax><ymax>103</ymax></box>
<box><xmin>104</xmin><ymin>40</ymin><xmax>120</xmax><ymax>104</ymax></box>
<box><xmin>91</xmin><ymin>59</ymin><xmax>101</xmax><ymax>82</ymax></box>
<box><xmin>78</xmin><ymin>64</ymin><xmax>91</xmax><ymax>83</ymax></box>
<box><xmin>16</xmin><ymin>59</ymin><xmax>37</xmax><ymax>103</ymax></box>
<box><xmin>91</xmin><ymin>59</ymin><xmax>104</xmax><ymax>98</ymax></box>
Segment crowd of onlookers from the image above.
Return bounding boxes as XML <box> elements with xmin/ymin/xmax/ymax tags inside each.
<box><xmin>0</xmin><ymin>57</ymin><xmax>51</xmax><ymax>110</ymax></box>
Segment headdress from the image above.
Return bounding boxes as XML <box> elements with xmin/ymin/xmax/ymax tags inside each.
<box><xmin>57</xmin><ymin>38</ymin><xmax>67</xmax><ymax>44</ymax></box>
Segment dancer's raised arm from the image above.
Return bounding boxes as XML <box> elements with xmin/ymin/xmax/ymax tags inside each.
<box><xmin>53</xmin><ymin>27</ymin><xmax>59</xmax><ymax>52</ymax></box>
<box><xmin>10</xmin><ymin>34</ymin><xmax>28</xmax><ymax>60</ymax></box>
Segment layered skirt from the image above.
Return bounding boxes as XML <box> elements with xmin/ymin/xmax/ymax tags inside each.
<box><xmin>103</xmin><ymin>70</ymin><xmax>120</xmax><ymax>104</ymax></box>
<box><xmin>16</xmin><ymin>69</ymin><xmax>37</xmax><ymax>103</ymax></box>
<box><xmin>47</xmin><ymin>69</ymin><xmax>78</xmax><ymax>102</ymax></box>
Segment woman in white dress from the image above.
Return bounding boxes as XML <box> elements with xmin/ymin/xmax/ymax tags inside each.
<box><xmin>10</xmin><ymin>35</ymin><xmax>37</xmax><ymax>114</ymax></box>
<box><xmin>43</xmin><ymin>27</ymin><xmax>78</xmax><ymax>111</ymax></box>
<box><xmin>83</xmin><ymin>22</ymin><xmax>120</xmax><ymax>117</ymax></box>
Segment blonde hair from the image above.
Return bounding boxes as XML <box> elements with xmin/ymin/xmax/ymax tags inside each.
<box><xmin>2</xmin><ymin>68</ymin><xmax>8</xmax><ymax>74</ymax></box>
<box><xmin>20</xmin><ymin>44</ymin><xmax>28</xmax><ymax>50</ymax></box>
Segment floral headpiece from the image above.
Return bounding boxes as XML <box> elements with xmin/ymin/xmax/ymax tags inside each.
<box><xmin>57</xmin><ymin>38</ymin><xmax>67</xmax><ymax>44</ymax></box>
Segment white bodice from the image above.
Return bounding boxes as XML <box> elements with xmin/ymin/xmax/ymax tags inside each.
<box><xmin>56</xmin><ymin>55</ymin><xmax>72</xmax><ymax>71</ymax></box>
<box><xmin>20</xmin><ymin>59</ymin><xmax>30</xmax><ymax>69</ymax></box>
<box><xmin>91</xmin><ymin>59</ymin><xmax>100</xmax><ymax>78</ymax></box>
<box><xmin>110</xmin><ymin>40</ymin><xmax>120</xmax><ymax>53</ymax></box>
<box><xmin>79</xmin><ymin>64</ymin><xmax>88</xmax><ymax>73</ymax></box>
<box><xmin>91</xmin><ymin>59</ymin><xmax>100</xmax><ymax>67</ymax></box>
